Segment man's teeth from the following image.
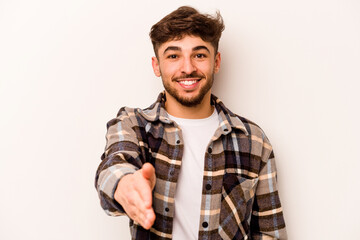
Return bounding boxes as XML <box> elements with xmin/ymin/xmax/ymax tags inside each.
<box><xmin>180</xmin><ymin>80</ymin><xmax>197</xmax><ymax>85</ymax></box>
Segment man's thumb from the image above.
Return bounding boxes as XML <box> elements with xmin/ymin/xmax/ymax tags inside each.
<box><xmin>141</xmin><ymin>163</ymin><xmax>156</xmax><ymax>189</ymax></box>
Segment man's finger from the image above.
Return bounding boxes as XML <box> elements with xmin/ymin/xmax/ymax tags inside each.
<box><xmin>142</xmin><ymin>208</ymin><xmax>156</xmax><ymax>229</ymax></box>
<box><xmin>127</xmin><ymin>197</ymin><xmax>155</xmax><ymax>230</ymax></box>
<box><xmin>124</xmin><ymin>190</ymin><xmax>151</xmax><ymax>226</ymax></box>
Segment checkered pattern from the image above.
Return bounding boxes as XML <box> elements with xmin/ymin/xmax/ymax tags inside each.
<box><xmin>95</xmin><ymin>92</ymin><xmax>287</xmax><ymax>239</ymax></box>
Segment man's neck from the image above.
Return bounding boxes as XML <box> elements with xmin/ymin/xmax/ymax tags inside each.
<box><xmin>164</xmin><ymin>92</ymin><xmax>214</xmax><ymax>119</ymax></box>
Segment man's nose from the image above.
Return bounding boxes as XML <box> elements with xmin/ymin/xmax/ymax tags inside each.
<box><xmin>181</xmin><ymin>57</ymin><xmax>197</xmax><ymax>74</ymax></box>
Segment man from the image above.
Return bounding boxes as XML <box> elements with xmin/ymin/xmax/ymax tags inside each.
<box><xmin>95</xmin><ymin>6</ymin><xmax>287</xmax><ymax>240</ymax></box>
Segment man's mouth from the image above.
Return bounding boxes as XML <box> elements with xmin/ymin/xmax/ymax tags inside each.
<box><xmin>179</xmin><ymin>79</ymin><xmax>198</xmax><ymax>85</ymax></box>
<box><xmin>176</xmin><ymin>78</ymin><xmax>201</xmax><ymax>89</ymax></box>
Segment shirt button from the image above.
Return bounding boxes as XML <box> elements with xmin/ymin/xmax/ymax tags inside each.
<box><xmin>202</xmin><ymin>222</ymin><xmax>208</xmax><ymax>228</ymax></box>
<box><xmin>165</xmin><ymin>207</ymin><xmax>169</xmax><ymax>212</ymax></box>
<box><xmin>206</xmin><ymin>184</ymin><xmax>212</xmax><ymax>190</ymax></box>
<box><xmin>170</xmin><ymin>170</ymin><xmax>175</xmax><ymax>176</ymax></box>
<box><xmin>208</xmin><ymin>147</ymin><xmax>212</xmax><ymax>154</ymax></box>
<box><xmin>176</xmin><ymin>140</ymin><xmax>180</xmax><ymax>144</ymax></box>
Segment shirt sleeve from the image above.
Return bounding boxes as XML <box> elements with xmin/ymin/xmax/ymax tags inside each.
<box><xmin>94</xmin><ymin>108</ymin><xmax>144</xmax><ymax>216</ymax></box>
<box><xmin>250</xmin><ymin>140</ymin><xmax>287</xmax><ymax>239</ymax></box>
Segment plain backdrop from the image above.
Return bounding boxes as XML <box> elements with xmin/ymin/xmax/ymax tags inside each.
<box><xmin>1</xmin><ymin>0</ymin><xmax>359</xmax><ymax>239</ymax></box>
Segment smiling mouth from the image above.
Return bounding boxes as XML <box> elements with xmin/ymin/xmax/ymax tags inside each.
<box><xmin>178</xmin><ymin>79</ymin><xmax>199</xmax><ymax>85</ymax></box>
<box><xmin>176</xmin><ymin>78</ymin><xmax>201</xmax><ymax>89</ymax></box>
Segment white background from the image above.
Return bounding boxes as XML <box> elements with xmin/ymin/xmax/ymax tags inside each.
<box><xmin>1</xmin><ymin>0</ymin><xmax>359</xmax><ymax>239</ymax></box>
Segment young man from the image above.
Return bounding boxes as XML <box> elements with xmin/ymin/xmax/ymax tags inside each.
<box><xmin>95</xmin><ymin>6</ymin><xmax>287</xmax><ymax>240</ymax></box>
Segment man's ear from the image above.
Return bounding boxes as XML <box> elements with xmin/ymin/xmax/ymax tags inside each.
<box><xmin>214</xmin><ymin>52</ymin><xmax>221</xmax><ymax>74</ymax></box>
<box><xmin>152</xmin><ymin>57</ymin><xmax>161</xmax><ymax>77</ymax></box>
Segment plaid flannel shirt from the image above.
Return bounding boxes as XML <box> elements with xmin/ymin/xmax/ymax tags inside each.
<box><xmin>95</xmin><ymin>92</ymin><xmax>287</xmax><ymax>240</ymax></box>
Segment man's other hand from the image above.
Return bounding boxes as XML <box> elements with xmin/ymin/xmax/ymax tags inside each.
<box><xmin>114</xmin><ymin>163</ymin><xmax>156</xmax><ymax>229</ymax></box>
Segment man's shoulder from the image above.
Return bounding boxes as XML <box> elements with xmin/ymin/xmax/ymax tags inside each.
<box><xmin>106</xmin><ymin>93</ymin><xmax>165</xmax><ymax>130</ymax></box>
<box><xmin>234</xmin><ymin>113</ymin><xmax>271</xmax><ymax>143</ymax></box>
<box><xmin>213</xmin><ymin>95</ymin><xmax>266</xmax><ymax>137</ymax></box>
<box><xmin>105</xmin><ymin>106</ymin><xmax>146</xmax><ymax>129</ymax></box>
<box><xmin>115</xmin><ymin>106</ymin><xmax>142</xmax><ymax>118</ymax></box>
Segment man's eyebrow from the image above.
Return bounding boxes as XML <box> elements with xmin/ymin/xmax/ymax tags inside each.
<box><xmin>163</xmin><ymin>46</ymin><xmax>181</xmax><ymax>55</ymax></box>
<box><xmin>193</xmin><ymin>46</ymin><xmax>210</xmax><ymax>53</ymax></box>
<box><xmin>162</xmin><ymin>45</ymin><xmax>211</xmax><ymax>55</ymax></box>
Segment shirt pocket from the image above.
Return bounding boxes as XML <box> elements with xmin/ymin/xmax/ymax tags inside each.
<box><xmin>219</xmin><ymin>174</ymin><xmax>259</xmax><ymax>239</ymax></box>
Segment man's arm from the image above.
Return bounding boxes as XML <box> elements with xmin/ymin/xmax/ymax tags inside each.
<box><xmin>94</xmin><ymin>108</ymin><xmax>156</xmax><ymax>229</ymax></box>
<box><xmin>250</xmin><ymin>143</ymin><xmax>287</xmax><ymax>239</ymax></box>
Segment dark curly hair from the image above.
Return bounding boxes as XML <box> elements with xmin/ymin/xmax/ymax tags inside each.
<box><xmin>150</xmin><ymin>6</ymin><xmax>225</xmax><ymax>57</ymax></box>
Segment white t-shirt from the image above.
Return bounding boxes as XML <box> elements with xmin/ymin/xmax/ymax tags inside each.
<box><xmin>168</xmin><ymin>109</ymin><xmax>219</xmax><ymax>240</ymax></box>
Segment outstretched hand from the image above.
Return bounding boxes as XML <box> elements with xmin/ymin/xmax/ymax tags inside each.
<box><xmin>114</xmin><ymin>163</ymin><xmax>156</xmax><ymax>229</ymax></box>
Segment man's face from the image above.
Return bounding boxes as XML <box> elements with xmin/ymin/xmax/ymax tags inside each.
<box><xmin>152</xmin><ymin>35</ymin><xmax>221</xmax><ymax>107</ymax></box>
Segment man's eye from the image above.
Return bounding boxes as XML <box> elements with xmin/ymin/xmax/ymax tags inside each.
<box><xmin>195</xmin><ymin>54</ymin><xmax>206</xmax><ymax>58</ymax></box>
<box><xmin>167</xmin><ymin>54</ymin><xmax>178</xmax><ymax>59</ymax></box>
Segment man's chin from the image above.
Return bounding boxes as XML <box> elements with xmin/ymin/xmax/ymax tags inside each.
<box><xmin>176</xmin><ymin>95</ymin><xmax>204</xmax><ymax>107</ymax></box>
<box><xmin>164</xmin><ymin>82</ymin><xmax>212</xmax><ymax>107</ymax></box>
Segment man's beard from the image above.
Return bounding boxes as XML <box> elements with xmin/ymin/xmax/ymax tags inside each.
<box><xmin>162</xmin><ymin>73</ymin><xmax>214</xmax><ymax>107</ymax></box>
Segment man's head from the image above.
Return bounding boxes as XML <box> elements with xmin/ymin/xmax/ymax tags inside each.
<box><xmin>150</xmin><ymin>6</ymin><xmax>225</xmax><ymax>111</ymax></box>
<box><xmin>150</xmin><ymin>6</ymin><xmax>225</xmax><ymax>58</ymax></box>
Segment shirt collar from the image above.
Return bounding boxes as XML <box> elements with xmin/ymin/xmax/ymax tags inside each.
<box><xmin>139</xmin><ymin>92</ymin><xmax>249</xmax><ymax>136</ymax></box>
